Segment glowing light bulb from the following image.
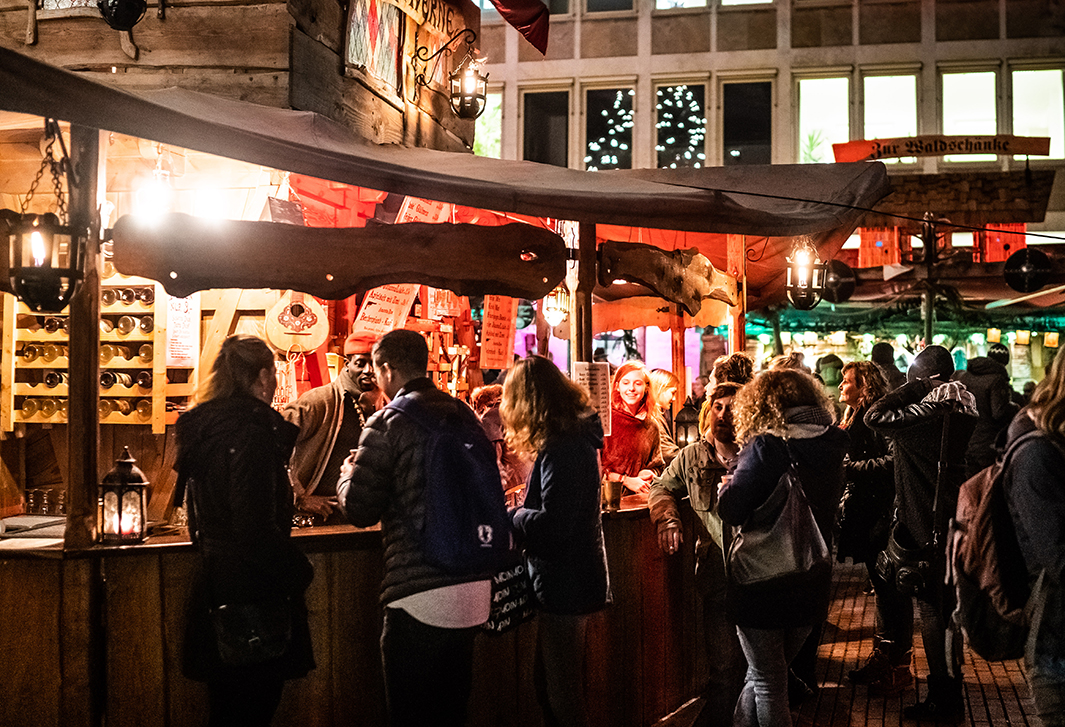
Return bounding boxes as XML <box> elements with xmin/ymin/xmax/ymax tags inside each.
<box><xmin>30</xmin><ymin>230</ymin><xmax>46</xmax><ymax>266</ymax></box>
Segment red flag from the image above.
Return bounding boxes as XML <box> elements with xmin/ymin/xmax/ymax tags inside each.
<box><xmin>488</xmin><ymin>0</ymin><xmax>549</xmax><ymax>55</ymax></box>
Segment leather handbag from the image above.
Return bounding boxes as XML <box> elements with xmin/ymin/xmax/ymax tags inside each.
<box><xmin>210</xmin><ymin>597</ymin><xmax>292</xmax><ymax>665</ymax></box>
<box><xmin>727</xmin><ymin>462</ymin><xmax>830</xmax><ymax>588</ymax></box>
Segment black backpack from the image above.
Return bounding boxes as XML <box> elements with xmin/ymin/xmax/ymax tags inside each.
<box><xmin>388</xmin><ymin>395</ymin><xmax>514</xmax><ymax>576</ymax></box>
<box><xmin>948</xmin><ymin>430</ymin><xmax>1043</xmax><ymax>661</ymax></box>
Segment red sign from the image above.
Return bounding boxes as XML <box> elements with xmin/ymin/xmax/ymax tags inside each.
<box><xmin>833</xmin><ymin>135</ymin><xmax>1051</xmax><ymax>163</ymax></box>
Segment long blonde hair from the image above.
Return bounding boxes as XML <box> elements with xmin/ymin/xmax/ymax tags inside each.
<box><xmin>648</xmin><ymin>368</ymin><xmax>679</xmax><ymax>411</ymax></box>
<box><xmin>1030</xmin><ymin>352</ymin><xmax>1065</xmax><ymax>440</ymax></box>
<box><xmin>193</xmin><ymin>335</ymin><xmax>275</xmax><ymax>405</ymax></box>
<box><xmin>732</xmin><ymin>368</ymin><xmax>834</xmax><ymax>445</ymax></box>
<box><xmin>501</xmin><ymin>355</ymin><xmax>591</xmax><ymax>454</ymax></box>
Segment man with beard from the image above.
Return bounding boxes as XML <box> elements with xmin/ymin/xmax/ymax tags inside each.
<box><xmin>283</xmin><ymin>331</ymin><xmax>382</xmax><ymax>524</ymax></box>
<box><xmin>649</xmin><ymin>381</ymin><xmax>745</xmax><ymax>727</ymax></box>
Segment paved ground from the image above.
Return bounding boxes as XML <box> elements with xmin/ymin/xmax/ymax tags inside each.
<box><xmin>659</xmin><ymin>561</ymin><xmax>1039</xmax><ymax>726</ymax></box>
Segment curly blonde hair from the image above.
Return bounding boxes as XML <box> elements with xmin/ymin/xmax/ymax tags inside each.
<box><xmin>1030</xmin><ymin>352</ymin><xmax>1065</xmax><ymax>441</ymax></box>
<box><xmin>501</xmin><ymin>355</ymin><xmax>592</xmax><ymax>454</ymax></box>
<box><xmin>732</xmin><ymin>368</ymin><xmax>834</xmax><ymax>445</ymax></box>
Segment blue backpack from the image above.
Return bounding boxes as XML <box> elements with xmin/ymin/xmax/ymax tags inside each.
<box><xmin>388</xmin><ymin>395</ymin><xmax>514</xmax><ymax>576</ymax></box>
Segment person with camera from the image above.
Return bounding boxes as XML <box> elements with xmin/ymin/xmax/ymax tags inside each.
<box><xmin>865</xmin><ymin>345</ymin><xmax>978</xmax><ymax>722</ymax></box>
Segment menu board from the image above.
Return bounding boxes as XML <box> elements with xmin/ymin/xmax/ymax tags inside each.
<box><xmin>166</xmin><ymin>293</ymin><xmax>200</xmax><ymax>368</ymax></box>
<box><xmin>480</xmin><ymin>295</ymin><xmax>517</xmax><ymax>369</ymax></box>
<box><xmin>573</xmin><ymin>361</ymin><xmax>612</xmax><ymax>437</ymax></box>
<box><xmin>350</xmin><ymin>283</ymin><xmax>420</xmax><ymax>338</ymax></box>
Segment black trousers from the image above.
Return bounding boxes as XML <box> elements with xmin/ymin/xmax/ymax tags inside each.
<box><xmin>207</xmin><ymin>674</ymin><xmax>284</xmax><ymax>727</ymax></box>
<box><xmin>381</xmin><ymin>606</ymin><xmax>478</xmax><ymax>727</ymax></box>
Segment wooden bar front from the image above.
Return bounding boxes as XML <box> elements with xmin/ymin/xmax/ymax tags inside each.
<box><xmin>1</xmin><ymin>502</ymin><xmax>706</xmax><ymax>727</ymax></box>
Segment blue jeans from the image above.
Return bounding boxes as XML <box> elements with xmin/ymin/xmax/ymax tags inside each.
<box><xmin>734</xmin><ymin>624</ymin><xmax>812</xmax><ymax>727</ymax></box>
<box><xmin>381</xmin><ymin>607</ymin><xmax>478</xmax><ymax>727</ymax></box>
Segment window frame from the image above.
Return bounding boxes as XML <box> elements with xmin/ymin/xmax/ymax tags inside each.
<box><xmin>581</xmin><ymin>80</ymin><xmax>638</xmax><ymax>171</ymax></box>
<box><xmin>1007</xmin><ymin>63</ymin><xmax>1065</xmax><ymax>163</ymax></box>
<box><xmin>937</xmin><ymin>63</ymin><xmax>1003</xmax><ymax>166</ymax></box>
<box><xmin>519</xmin><ymin>83</ymin><xmax>576</xmax><ymax>168</ymax></box>
<box><xmin>716</xmin><ymin>70</ymin><xmax>777</xmax><ymax>167</ymax></box>
<box><xmin>792</xmin><ymin>67</ymin><xmax>853</xmax><ymax>165</ymax></box>
<box><xmin>652</xmin><ymin>77</ymin><xmax>710</xmax><ymax>169</ymax></box>
<box><xmin>859</xmin><ymin>66</ymin><xmax>922</xmax><ymax>167</ymax></box>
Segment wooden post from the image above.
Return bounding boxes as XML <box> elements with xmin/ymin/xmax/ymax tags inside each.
<box><xmin>726</xmin><ymin>234</ymin><xmax>747</xmax><ymax>354</ymax></box>
<box><xmin>670</xmin><ymin>304</ymin><xmax>687</xmax><ymax>396</ymax></box>
<box><xmin>572</xmin><ymin>221</ymin><xmax>596</xmax><ymax>363</ymax></box>
<box><xmin>65</xmin><ymin>125</ymin><xmax>101</xmax><ymax>551</ymax></box>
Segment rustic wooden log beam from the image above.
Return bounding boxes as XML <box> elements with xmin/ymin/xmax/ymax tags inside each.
<box><xmin>110</xmin><ymin>213</ymin><xmax>567</xmax><ymax>300</ymax></box>
<box><xmin>598</xmin><ymin>241</ymin><xmax>738</xmax><ymax>316</ymax></box>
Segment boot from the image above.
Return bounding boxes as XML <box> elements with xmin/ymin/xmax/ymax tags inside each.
<box><xmin>848</xmin><ymin>639</ymin><xmax>892</xmax><ymax>685</ymax></box>
<box><xmin>903</xmin><ymin>675</ymin><xmax>964</xmax><ymax>723</ymax></box>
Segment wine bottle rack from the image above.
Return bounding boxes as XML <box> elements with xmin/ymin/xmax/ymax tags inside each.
<box><xmin>1</xmin><ymin>273</ymin><xmax>194</xmax><ymax>434</ymax></box>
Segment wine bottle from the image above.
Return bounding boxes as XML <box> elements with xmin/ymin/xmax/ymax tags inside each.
<box><xmin>20</xmin><ymin>344</ymin><xmax>40</xmax><ymax>362</ymax></box>
<box><xmin>137</xmin><ymin>287</ymin><xmax>155</xmax><ymax>305</ymax></box>
<box><xmin>138</xmin><ymin>344</ymin><xmax>153</xmax><ymax>363</ymax></box>
<box><xmin>43</xmin><ymin>371</ymin><xmax>68</xmax><ymax>388</ymax></box>
<box><xmin>40</xmin><ymin>344</ymin><xmax>65</xmax><ymax>363</ymax></box>
<box><xmin>102</xmin><ymin>260</ymin><xmax>115</xmax><ymax>279</ymax></box>
<box><xmin>135</xmin><ymin>371</ymin><xmax>153</xmax><ymax>389</ymax></box>
<box><xmin>99</xmin><ymin>318</ymin><xmax>115</xmax><ymax>334</ymax></box>
<box><xmin>119</xmin><ymin>288</ymin><xmax>136</xmax><ymax>305</ymax></box>
<box><xmin>100</xmin><ymin>371</ymin><xmax>117</xmax><ymax>388</ymax></box>
<box><xmin>113</xmin><ymin>399</ymin><xmax>132</xmax><ymax>415</ymax></box>
<box><xmin>135</xmin><ymin>399</ymin><xmax>152</xmax><ymax>420</ymax></box>
<box><xmin>116</xmin><ymin>316</ymin><xmax>136</xmax><ymax>335</ymax></box>
<box><xmin>113</xmin><ymin>345</ymin><xmax>132</xmax><ymax>361</ymax></box>
<box><xmin>138</xmin><ymin>316</ymin><xmax>154</xmax><ymax>333</ymax></box>
<box><xmin>43</xmin><ymin>317</ymin><xmax>63</xmax><ymax>334</ymax></box>
<box><xmin>21</xmin><ymin>399</ymin><xmax>39</xmax><ymax>418</ymax></box>
<box><xmin>101</xmin><ymin>289</ymin><xmax>118</xmax><ymax>307</ymax></box>
<box><xmin>97</xmin><ymin>399</ymin><xmax>114</xmax><ymax>417</ymax></box>
<box><xmin>39</xmin><ymin>399</ymin><xmax>58</xmax><ymax>418</ymax></box>
<box><xmin>99</xmin><ymin>345</ymin><xmax>116</xmax><ymax>364</ymax></box>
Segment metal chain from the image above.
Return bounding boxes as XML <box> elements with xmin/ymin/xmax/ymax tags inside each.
<box><xmin>19</xmin><ymin>127</ymin><xmax>67</xmax><ymax>220</ymax></box>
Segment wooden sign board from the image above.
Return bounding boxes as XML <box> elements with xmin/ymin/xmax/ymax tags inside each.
<box><xmin>480</xmin><ymin>295</ymin><xmax>517</xmax><ymax>369</ymax></box>
<box><xmin>833</xmin><ymin>135</ymin><xmax>1051</xmax><ymax>162</ymax></box>
<box><xmin>351</xmin><ymin>284</ymin><xmax>420</xmax><ymax>337</ymax></box>
<box><xmin>573</xmin><ymin>361</ymin><xmax>612</xmax><ymax>437</ymax></box>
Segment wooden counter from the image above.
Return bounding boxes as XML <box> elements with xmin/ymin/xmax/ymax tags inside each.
<box><xmin>0</xmin><ymin>501</ymin><xmax>707</xmax><ymax>727</ymax></box>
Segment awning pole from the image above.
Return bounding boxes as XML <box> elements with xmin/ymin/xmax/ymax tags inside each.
<box><xmin>572</xmin><ymin>221</ymin><xmax>596</xmax><ymax>363</ymax></box>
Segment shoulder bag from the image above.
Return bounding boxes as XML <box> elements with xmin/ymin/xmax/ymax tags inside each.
<box><xmin>481</xmin><ymin>560</ymin><xmax>537</xmax><ymax>634</ymax></box>
<box><xmin>727</xmin><ymin>453</ymin><xmax>830</xmax><ymax>588</ymax></box>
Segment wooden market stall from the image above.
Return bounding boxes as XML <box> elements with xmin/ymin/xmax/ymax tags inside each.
<box><xmin>0</xmin><ymin>45</ymin><xmax>892</xmax><ymax>727</ymax></box>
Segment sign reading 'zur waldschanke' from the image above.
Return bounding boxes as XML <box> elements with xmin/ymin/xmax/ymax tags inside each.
<box><xmin>833</xmin><ymin>135</ymin><xmax>1051</xmax><ymax>163</ymax></box>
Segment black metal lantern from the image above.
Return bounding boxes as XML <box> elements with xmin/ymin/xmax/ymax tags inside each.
<box><xmin>97</xmin><ymin>0</ymin><xmax>148</xmax><ymax>31</ymax></box>
<box><xmin>98</xmin><ymin>447</ymin><xmax>149</xmax><ymax>544</ymax></box>
<box><xmin>1</xmin><ymin>120</ymin><xmax>86</xmax><ymax>313</ymax></box>
<box><xmin>412</xmin><ymin>29</ymin><xmax>489</xmax><ymax>120</ymax></box>
<box><xmin>673</xmin><ymin>400</ymin><xmax>701</xmax><ymax>449</ymax></box>
<box><xmin>785</xmin><ymin>239</ymin><xmax>827</xmax><ymax>311</ymax></box>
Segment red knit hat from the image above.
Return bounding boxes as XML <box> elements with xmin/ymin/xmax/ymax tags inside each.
<box><xmin>344</xmin><ymin>332</ymin><xmax>377</xmax><ymax>356</ymax></box>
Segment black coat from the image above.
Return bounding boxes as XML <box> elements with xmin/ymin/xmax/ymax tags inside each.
<box><xmin>955</xmin><ymin>357</ymin><xmax>1019</xmax><ymax>476</ymax></box>
<box><xmin>836</xmin><ymin>406</ymin><xmax>894</xmax><ymax>563</ymax></box>
<box><xmin>511</xmin><ymin>413</ymin><xmax>611</xmax><ymax>615</ymax></box>
<box><xmin>865</xmin><ymin>380</ymin><xmax>977</xmax><ymax>550</ymax></box>
<box><xmin>175</xmin><ymin>395</ymin><xmax>314</xmax><ymax>682</ymax></box>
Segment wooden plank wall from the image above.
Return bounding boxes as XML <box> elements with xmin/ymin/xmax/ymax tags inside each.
<box><xmin>1</xmin><ymin>509</ymin><xmax>706</xmax><ymax>727</ymax></box>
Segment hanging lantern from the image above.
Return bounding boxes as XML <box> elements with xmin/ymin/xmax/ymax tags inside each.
<box><xmin>673</xmin><ymin>400</ymin><xmax>701</xmax><ymax>449</ymax></box>
<box><xmin>1</xmin><ymin>121</ymin><xmax>86</xmax><ymax>313</ymax></box>
<box><xmin>98</xmin><ymin>447</ymin><xmax>149</xmax><ymax>545</ymax></box>
<box><xmin>449</xmin><ymin>56</ymin><xmax>488</xmax><ymax>120</ymax></box>
<box><xmin>785</xmin><ymin>239</ymin><xmax>827</xmax><ymax>311</ymax></box>
<box><xmin>541</xmin><ymin>283</ymin><xmax>570</xmax><ymax>327</ymax></box>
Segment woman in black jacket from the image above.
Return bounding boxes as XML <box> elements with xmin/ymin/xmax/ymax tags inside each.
<box><xmin>502</xmin><ymin>355</ymin><xmax>610</xmax><ymax>727</ymax></box>
<box><xmin>719</xmin><ymin>368</ymin><xmax>847</xmax><ymax>727</ymax></box>
<box><xmin>176</xmin><ymin>335</ymin><xmax>314</xmax><ymax>727</ymax></box>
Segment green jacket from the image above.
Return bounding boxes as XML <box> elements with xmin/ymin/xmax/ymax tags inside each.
<box><xmin>648</xmin><ymin>439</ymin><xmax>729</xmax><ymax>552</ymax></box>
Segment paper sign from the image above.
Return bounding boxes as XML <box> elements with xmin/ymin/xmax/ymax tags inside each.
<box><xmin>166</xmin><ymin>293</ymin><xmax>200</xmax><ymax>368</ymax></box>
<box><xmin>427</xmin><ymin>287</ymin><xmax>465</xmax><ymax>319</ymax></box>
<box><xmin>573</xmin><ymin>361</ymin><xmax>612</xmax><ymax>437</ymax></box>
<box><xmin>480</xmin><ymin>295</ymin><xmax>517</xmax><ymax>369</ymax></box>
<box><xmin>350</xmin><ymin>283</ymin><xmax>419</xmax><ymax>337</ymax></box>
<box><xmin>396</xmin><ymin>196</ymin><xmax>452</xmax><ymax>224</ymax></box>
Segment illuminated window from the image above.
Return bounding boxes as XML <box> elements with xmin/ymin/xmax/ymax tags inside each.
<box><xmin>942</xmin><ymin>71</ymin><xmax>997</xmax><ymax>162</ymax></box>
<box><xmin>524</xmin><ymin>91</ymin><xmax>569</xmax><ymax>167</ymax></box>
<box><xmin>798</xmin><ymin>77</ymin><xmax>849</xmax><ymax>163</ymax></box>
<box><xmin>585</xmin><ymin>88</ymin><xmax>634</xmax><ymax>171</ymax></box>
<box><xmin>475</xmin><ymin>92</ymin><xmax>503</xmax><ymax>159</ymax></box>
<box><xmin>864</xmin><ymin>75</ymin><xmax>917</xmax><ymax>163</ymax></box>
<box><xmin>723</xmin><ymin>82</ymin><xmax>771</xmax><ymax>165</ymax></box>
<box><xmin>656</xmin><ymin>84</ymin><xmax>706</xmax><ymax>168</ymax></box>
<box><xmin>1013</xmin><ymin>69</ymin><xmax>1064</xmax><ymax>159</ymax></box>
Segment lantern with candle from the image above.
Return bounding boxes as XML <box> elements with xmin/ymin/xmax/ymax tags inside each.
<box><xmin>99</xmin><ymin>447</ymin><xmax>149</xmax><ymax>544</ymax></box>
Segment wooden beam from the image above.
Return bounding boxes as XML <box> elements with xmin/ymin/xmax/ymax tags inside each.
<box><xmin>572</xmin><ymin>221</ymin><xmax>596</xmax><ymax>363</ymax></box>
<box><xmin>65</xmin><ymin>125</ymin><xmax>101</xmax><ymax>551</ymax></box>
<box><xmin>198</xmin><ymin>289</ymin><xmax>243</xmax><ymax>375</ymax></box>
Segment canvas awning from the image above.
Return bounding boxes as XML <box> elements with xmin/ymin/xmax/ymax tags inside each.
<box><xmin>0</xmin><ymin>46</ymin><xmax>891</xmax><ymax>309</ymax></box>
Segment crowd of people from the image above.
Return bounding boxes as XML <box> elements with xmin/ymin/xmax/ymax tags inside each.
<box><xmin>173</xmin><ymin>331</ymin><xmax>1063</xmax><ymax>727</ymax></box>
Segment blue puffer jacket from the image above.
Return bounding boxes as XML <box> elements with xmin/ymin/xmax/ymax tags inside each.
<box><xmin>511</xmin><ymin>413</ymin><xmax>611</xmax><ymax>615</ymax></box>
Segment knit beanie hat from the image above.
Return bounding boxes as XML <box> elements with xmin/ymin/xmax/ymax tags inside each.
<box><xmin>987</xmin><ymin>342</ymin><xmax>1010</xmax><ymax>366</ymax></box>
<box><xmin>344</xmin><ymin>332</ymin><xmax>377</xmax><ymax>356</ymax></box>
<box><xmin>907</xmin><ymin>345</ymin><xmax>954</xmax><ymax>383</ymax></box>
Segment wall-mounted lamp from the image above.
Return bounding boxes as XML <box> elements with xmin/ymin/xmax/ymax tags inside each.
<box><xmin>540</xmin><ymin>282</ymin><xmax>570</xmax><ymax>327</ymax></box>
<box><xmin>412</xmin><ymin>29</ymin><xmax>488</xmax><ymax>120</ymax></box>
<box><xmin>785</xmin><ymin>238</ymin><xmax>827</xmax><ymax>311</ymax></box>
<box><xmin>0</xmin><ymin>120</ymin><xmax>85</xmax><ymax>313</ymax></box>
